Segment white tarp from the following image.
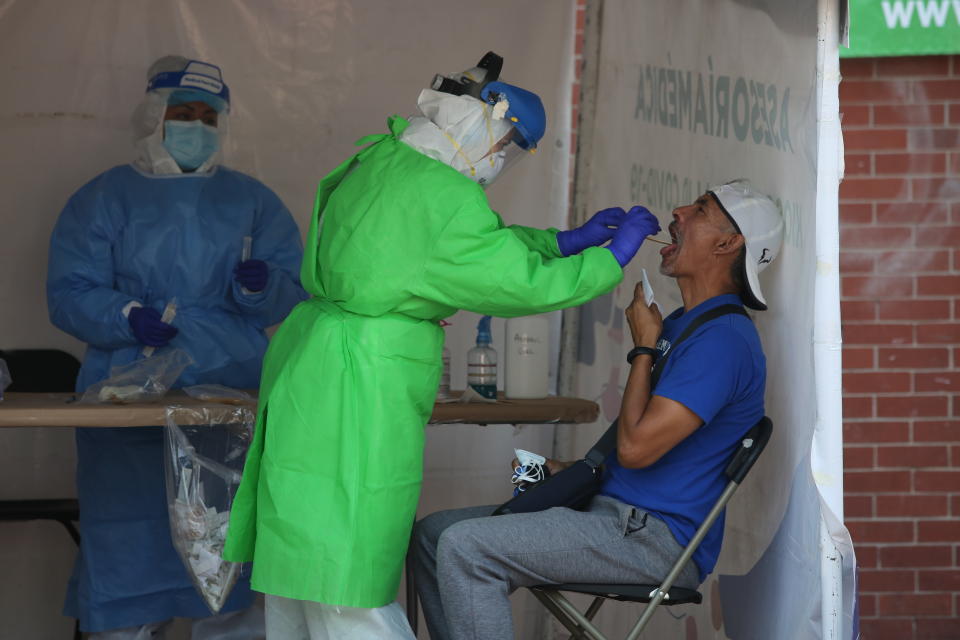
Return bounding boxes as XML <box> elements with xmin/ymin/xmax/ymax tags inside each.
<box><xmin>566</xmin><ymin>0</ymin><xmax>855</xmax><ymax>638</ymax></box>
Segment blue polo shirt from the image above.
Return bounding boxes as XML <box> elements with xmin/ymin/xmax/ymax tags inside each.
<box><xmin>599</xmin><ymin>294</ymin><xmax>766</xmax><ymax>582</ymax></box>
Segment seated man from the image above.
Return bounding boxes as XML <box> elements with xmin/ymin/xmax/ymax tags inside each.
<box><xmin>411</xmin><ymin>180</ymin><xmax>784</xmax><ymax>640</ymax></box>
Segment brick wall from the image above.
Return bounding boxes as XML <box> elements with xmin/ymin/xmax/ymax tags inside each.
<box><xmin>839</xmin><ymin>55</ymin><xmax>960</xmax><ymax>640</ymax></box>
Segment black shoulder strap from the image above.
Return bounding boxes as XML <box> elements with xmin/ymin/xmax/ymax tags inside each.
<box><xmin>583</xmin><ymin>304</ymin><xmax>749</xmax><ymax>467</ymax></box>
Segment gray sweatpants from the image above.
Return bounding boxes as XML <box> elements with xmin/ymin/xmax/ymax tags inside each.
<box><xmin>411</xmin><ymin>495</ymin><xmax>699</xmax><ymax>640</ymax></box>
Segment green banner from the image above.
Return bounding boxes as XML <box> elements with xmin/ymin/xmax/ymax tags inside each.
<box><xmin>842</xmin><ymin>0</ymin><xmax>960</xmax><ymax>57</ymax></box>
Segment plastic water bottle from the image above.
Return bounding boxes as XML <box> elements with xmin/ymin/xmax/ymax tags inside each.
<box><xmin>437</xmin><ymin>321</ymin><xmax>452</xmax><ymax>400</ymax></box>
<box><xmin>467</xmin><ymin>315</ymin><xmax>497</xmax><ymax>399</ymax></box>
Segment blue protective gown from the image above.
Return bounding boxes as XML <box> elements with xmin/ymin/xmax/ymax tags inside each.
<box><xmin>46</xmin><ymin>164</ymin><xmax>308</xmax><ymax>632</ymax></box>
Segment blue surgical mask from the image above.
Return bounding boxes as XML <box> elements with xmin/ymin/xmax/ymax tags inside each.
<box><xmin>163</xmin><ymin>120</ymin><xmax>219</xmax><ymax>171</ymax></box>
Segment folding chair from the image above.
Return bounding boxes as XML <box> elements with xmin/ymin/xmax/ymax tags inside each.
<box><xmin>529</xmin><ymin>416</ymin><xmax>773</xmax><ymax>640</ymax></box>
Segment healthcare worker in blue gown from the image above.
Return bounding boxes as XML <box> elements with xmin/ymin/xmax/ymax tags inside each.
<box><xmin>46</xmin><ymin>55</ymin><xmax>308</xmax><ymax>639</ymax></box>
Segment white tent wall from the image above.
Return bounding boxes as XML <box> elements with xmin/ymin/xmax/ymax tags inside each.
<box><xmin>0</xmin><ymin>1</ymin><xmax>578</xmax><ymax>637</ymax></box>
<box><xmin>559</xmin><ymin>0</ymin><xmax>854</xmax><ymax>638</ymax></box>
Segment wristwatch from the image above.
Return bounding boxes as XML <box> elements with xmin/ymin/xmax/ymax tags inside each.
<box><xmin>626</xmin><ymin>346</ymin><xmax>658</xmax><ymax>364</ymax></box>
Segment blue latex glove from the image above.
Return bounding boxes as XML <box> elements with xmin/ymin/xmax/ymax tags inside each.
<box><xmin>556</xmin><ymin>207</ymin><xmax>627</xmax><ymax>256</ymax></box>
<box><xmin>235</xmin><ymin>259</ymin><xmax>269</xmax><ymax>292</ymax></box>
<box><xmin>127</xmin><ymin>306</ymin><xmax>178</xmax><ymax>347</ymax></box>
<box><xmin>607</xmin><ymin>206</ymin><xmax>661</xmax><ymax>267</ymax></box>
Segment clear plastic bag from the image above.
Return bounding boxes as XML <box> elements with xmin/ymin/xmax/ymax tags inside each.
<box><xmin>0</xmin><ymin>359</ymin><xmax>11</xmax><ymax>402</ymax></box>
<box><xmin>183</xmin><ymin>384</ymin><xmax>254</xmax><ymax>405</ymax></box>
<box><xmin>81</xmin><ymin>348</ymin><xmax>193</xmax><ymax>404</ymax></box>
<box><xmin>164</xmin><ymin>405</ymin><xmax>254</xmax><ymax>613</ymax></box>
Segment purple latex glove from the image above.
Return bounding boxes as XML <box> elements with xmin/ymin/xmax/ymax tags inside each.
<box><xmin>607</xmin><ymin>206</ymin><xmax>661</xmax><ymax>267</ymax></box>
<box><xmin>235</xmin><ymin>259</ymin><xmax>269</xmax><ymax>292</ymax></box>
<box><xmin>556</xmin><ymin>207</ymin><xmax>627</xmax><ymax>256</ymax></box>
<box><xmin>128</xmin><ymin>306</ymin><xmax>178</xmax><ymax>347</ymax></box>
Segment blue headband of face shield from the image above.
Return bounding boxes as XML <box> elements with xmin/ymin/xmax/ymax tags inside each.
<box><xmin>480</xmin><ymin>81</ymin><xmax>546</xmax><ymax>150</ymax></box>
<box><xmin>147</xmin><ymin>60</ymin><xmax>231</xmax><ymax>110</ymax></box>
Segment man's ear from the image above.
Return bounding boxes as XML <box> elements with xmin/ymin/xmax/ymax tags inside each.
<box><xmin>715</xmin><ymin>233</ymin><xmax>745</xmax><ymax>256</ymax></box>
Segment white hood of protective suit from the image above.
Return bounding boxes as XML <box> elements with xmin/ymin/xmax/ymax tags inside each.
<box><xmin>400</xmin><ymin>89</ymin><xmax>512</xmax><ymax>182</ymax></box>
<box><xmin>131</xmin><ymin>89</ymin><xmax>226</xmax><ymax>176</ymax></box>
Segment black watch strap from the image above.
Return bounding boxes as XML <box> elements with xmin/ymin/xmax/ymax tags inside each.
<box><xmin>626</xmin><ymin>346</ymin><xmax>658</xmax><ymax>364</ymax></box>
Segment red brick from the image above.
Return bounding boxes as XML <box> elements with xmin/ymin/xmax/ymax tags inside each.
<box><xmin>918</xmin><ymin>522</ymin><xmax>960</xmax><ymax>543</ymax></box>
<box><xmin>953</xmin><ymin>495</ymin><xmax>960</xmax><ymax>517</ymax></box>
<box><xmin>844</xmin><ymin>445</ymin><xmax>875</xmax><ymax>468</ymax></box>
<box><xmin>860</xmin><ymin>617</ymin><xmax>911</xmax><ymax>639</ymax></box>
<box><xmin>841</xmin><ymin>300</ymin><xmax>876</xmax><ymax>321</ymax></box>
<box><xmin>575</xmin><ymin>7</ymin><xmax>585</xmax><ymax>30</ymax></box>
<box><xmin>840</xmin><ymin>177</ymin><xmax>909</xmax><ymax>200</ymax></box>
<box><xmin>845</xmin><ymin>494</ymin><xmax>873</xmax><ymax>517</ymax></box>
<box><xmin>844</xmin><ymin>153</ymin><xmax>871</xmax><ymax>175</ymax></box>
<box><xmin>858</xmin><ymin>593</ymin><xmax>877</xmax><ymax>617</ymax></box>
<box><xmin>878</xmin><ymin>494</ymin><xmax>948</xmax><ymax>517</ymax></box>
<box><xmin>876</xmin><ymin>201</ymin><xmax>949</xmax><ymax>224</ymax></box>
<box><xmin>952</xmin><ymin>152</ymin><xmax>960</xmax><ymax>178</ymax></box>
<box><xmin>848</xmin><ymin>520</ymin><xmax>914</xmax><ymax>543</ymax></box>
<box><xmin>911</xmin><ymin>127</ymin><xmax>960</xmax><ymax>150</ymax></box>
<box><xmin>841</xmin><ymin>104</ymin><xmax>870</xmax><ymax>126</ymax></box>
<box><xmin>840</xmin><ymin>226</ymin><xmax>912</xmax><ymax>248</ymax></box>
<box><xmin>877</xmin><ymin>444</ymin><xmax>949</xmax><ymax>467</ymax></box>
<box><xmin>840</xmin><ymin>58</ymin><xmax>874</xmax><ymax>78</ymax></box>
<box><xmin>877</xmin><ymin>395</ymin><xmax>948</xmax><ymax>417</ymax></box>
<box><xmin>843</xmin><ymin>395</ymin><xmax>874</xmax><ymax>418</ymax></box>
<box><xmin>840</xmin><ymin>252</ymin><xmax>875</xmax><ymax>272</ymax></box>
<box><xmin>918</xmin><ymin>276</ymin><xmax>960</xmax><ymax>296</ymax></box>
<box><xmin>857</xmin><ymin>544</ymin><xmax>878</xmax><ymax>568</ymax></box>
<box><xmin>875</xmin><ymin>151</ymin><xmax>946</xmax><ymax>174</ymax></box>
<box><xmin>880</xmin><ymin>545</ymin><xmax>953</xmax><ymax>568</ymax></box>
<box><xmin>951</xmin><ymin>104</ymin><xmax>960</xmax><ymax>125</ymax></box>
<box><xmin>843</xmin><ymin>347</ymin><xmax>875</xmax><ymax>369</ymax></box>
<box><xmin>843</xmin><ymin>128</ymin><xmax>908</xmax><ymax>150</ymax></box>
<box><xmin>859</xmin><ymin>568</ymin><xmax>916</xmax><ymax>592</ymax></box>
<box><xmin>914</xmin><ymin>470</ymin><xmax>960</xmax><ymax>491</ymax></box>
<box><xmin>842</xmin><ymin>276</ymin><xmax>913</xmax><ymax>298</ymax></box>
<box><xmin>839</xmin><ymin>202</ymin><xmax>873</xmax><ymax>224</ymax></box>
<box><xmin>917</xmin><ymin>372</ymin><xmax>960</xmax><ymax>392</ymax></box>
<box><xmin>840</xmin><ymin>80</ymin><xmax>911</xmax><ymax>103</ymax></box>
<box><xmin>915</xmin><ymin>618</ymin><xmax>960</xmax><ymax>640</ymax></box>
<box><xmin>914</xmin><ymin>79</ymin><xmax>960</xmax><ymax>100</ymax></box>
<box><xmin>919</xmin><ymin>569</ymin><xmax>960</xmax><ymax>591</ymax></box>
<box><xmin>844</xmin><ymin>420</ymin><xmax>908</xmax><ymax>443</ymax></box>
<box><xmin>878</xmin><ymin>56</ymin><xmax>951</xmax><ymax>77</ymax></box>
<box><xmin>913</xmin><ymin>176</ymin><xmax>960</xmax><ymax>199</ymax></box>
<box><xmin>876</xmin><ymin>248</ymin><xmax>951</xmax><ymax>272</ymax></box>
<box><xmin>844</xmin><ymin>372</ymin><xmax>911</xmax><ymax>393</ymax></box>
<box><xmin>917</xmin><ymin>323</ymin><xmax>960</xmax><ymax>343</ymax></box>
<box><xmin>845</xmin><ymin>470</ymin><xmax>910</xmax><ymax>493</ymax></box>
<box><xmin>843</xmin><ymin>323</ymin><xmax>913</xmax><ymax>345</ymax></box>
<box><xmin>916</xmin><ymin>225</ymin><xmax>960</xmax><ymax>247</ymax></box>
<box><xmin>875</xmin><ymin>104</ymin><xmax>946</xmax><ymax>127</ymax></box>
<box><xmin>878</xmin><ymin>592</ymin><xmax>952</xmax><ymax>616</ymax></box>
<box><xmin>914</xmin><ymin>420</ymin><xmax>960</xmax><ymax>442</ymax></box>
<box><xmin>879</xmin><ymin>347</ymin><xmax>949</xmax><ymax>369</ymax></box>
<box><xmin>878</xmin><ymin>300</ymin><xmax>952</xmax><ymax>321</ymax></box>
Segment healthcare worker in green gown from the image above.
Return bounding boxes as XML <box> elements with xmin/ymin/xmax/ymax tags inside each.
<box><xmin>224</xmin><ymin>59</ymin><xmax>661</xmax><ymax>638</ymax></box>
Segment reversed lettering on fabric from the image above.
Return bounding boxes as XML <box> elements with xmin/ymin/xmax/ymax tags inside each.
<box><xmin>180</xmin><ymin>73</ymin><xmax>224</xmax><ymax>94</ymax></box>
<box><xmin>633</xmin><ymin>55</ymin><xmax>794</xmax><ymax>153</ymax></box>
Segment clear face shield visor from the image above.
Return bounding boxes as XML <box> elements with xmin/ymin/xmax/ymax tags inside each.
<box><xmin>470</xmin><ymin>128</ymin><xmax>533</xmax><ymax>188</ymax></box>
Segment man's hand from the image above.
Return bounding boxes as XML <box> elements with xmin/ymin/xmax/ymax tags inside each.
<box><xmin>625</xmin><ymin>281</ymin><xmax>662</xmax><ymax>348</ymax></box>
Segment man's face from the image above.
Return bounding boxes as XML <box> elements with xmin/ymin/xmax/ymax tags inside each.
<box><xmin>659</xmin><ymin>193</ymin><xmax>739</xmax><ymax>277</ymax></box>
<box><xmin>164</xmin><ymin>100</ymin><xmax>218</xmax><ymax>127</ymax></box>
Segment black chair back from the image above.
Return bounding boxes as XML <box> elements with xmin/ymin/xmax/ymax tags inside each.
<box><xmin>0</xmin><ymin>349</ymin><xmax>80</xmax><ymax>392</ymax></box>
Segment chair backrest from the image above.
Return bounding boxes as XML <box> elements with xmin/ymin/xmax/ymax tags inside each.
<box><xmin>724</xmin><ymin>416</ymin><xmax>773</xmax><ymax>484</ymax></box>
<box><xmin>0</xmin><ymin>349</ymin><xmax>81</xmax><ymax>392</ymax></box>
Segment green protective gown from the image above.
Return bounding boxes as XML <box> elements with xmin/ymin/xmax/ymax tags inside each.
<box><xmin>223</xmin><ymin>116</ymin><xmax>623</xmax><ymax>607</ymax></box>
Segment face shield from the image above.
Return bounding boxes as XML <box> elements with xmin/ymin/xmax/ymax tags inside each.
<box><xmin>132</xmin><ymin>57</ymin><xmax>231</xmax><ymax>176</ymax></box>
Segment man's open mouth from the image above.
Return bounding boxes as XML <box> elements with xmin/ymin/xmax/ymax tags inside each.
<box><xmin>661</xmin><ymin>223</ymin><xmax>680</xmax><ymax>258</ymax></box>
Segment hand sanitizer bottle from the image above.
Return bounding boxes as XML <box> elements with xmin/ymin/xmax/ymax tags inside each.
<box><xmin>467</xmin><ymin>315</ymin><xmax>497</xmax><ymax>399</ymax></box>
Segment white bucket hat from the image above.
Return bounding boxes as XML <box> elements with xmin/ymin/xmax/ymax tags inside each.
<box><xmin>707</xmin><ymin>180</ymin><xmax>784</xmax><ymax>311</ymax></box>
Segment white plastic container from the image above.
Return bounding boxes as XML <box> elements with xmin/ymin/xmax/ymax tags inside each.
<box><xmin>504</xmin><ymin>314</ymin><xmax>550</xmax><ymax>399</ymax></box>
